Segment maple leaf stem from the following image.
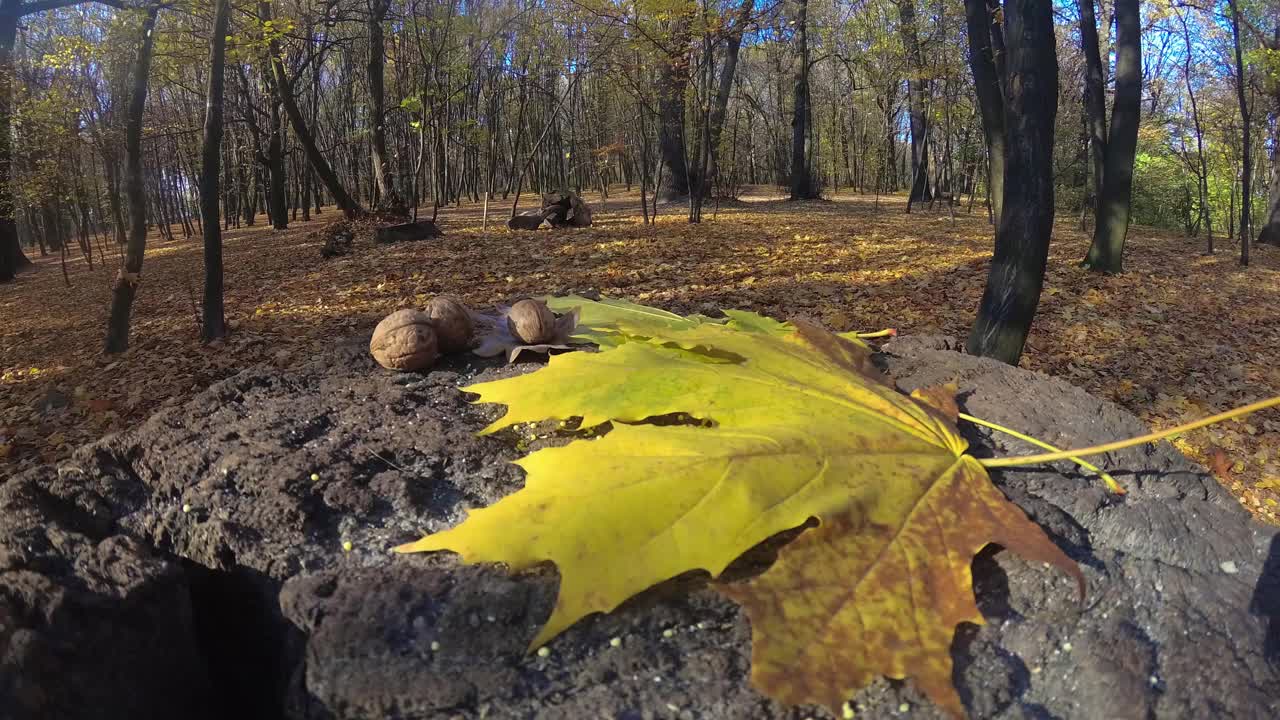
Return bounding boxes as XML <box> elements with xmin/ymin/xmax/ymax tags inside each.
<box><xmin>852</xmin><ymin>328</ymin><xmax>897</xmax><ymax>338</ymax></box>
<box><xmin>958</xmin><ymin>412</ymin><xmax>1125</xmax><ymax>494</ymax></box>
<box><xmin>979</xmin><ymin>395</ymin><xmax>1280</xmax><ymax>470</ymax></box>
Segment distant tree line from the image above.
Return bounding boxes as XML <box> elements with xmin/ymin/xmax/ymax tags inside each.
<box><xmin>0</xmin><ymin>0</ymin><xmax>1276</xmax><ymax>363</ymax></box>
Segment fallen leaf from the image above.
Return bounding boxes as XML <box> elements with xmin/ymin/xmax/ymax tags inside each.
<box><xmin>399</xmin><ymin>299</ymin><xmax>1082</xmax><ymax>717</ymax></box>
<box><xmin>86</xmin><ymin>398</ymin><xmax>113</xmax><ymax>413</ymax></box>
<box><xmin>1208</xmin><ymin>447</ymin><xmax>1232</xmax><ymax>481</ymax></box>
<box><xmin>910</xmin><ymin>383</ymin><xmax>962</xmax><ymax>423</ymax></box>
<box><xmin>722</xmin><ymin>457</ymin><xmax>1080</xmax><ymax>715</ymax></box>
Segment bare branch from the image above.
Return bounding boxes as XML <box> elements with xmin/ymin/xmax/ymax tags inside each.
<box><xmin>19</xmin><ymin>0</ymin><xmax>127</xmax><ymax>15</ymax></box>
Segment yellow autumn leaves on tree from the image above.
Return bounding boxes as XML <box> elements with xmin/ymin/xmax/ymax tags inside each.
<box><xmin>396</xmin><ymin>296</ymin><xmax>1084</xmax><ymax>718</ymax></box>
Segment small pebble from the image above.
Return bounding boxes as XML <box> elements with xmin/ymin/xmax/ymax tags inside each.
<box><xmin>536</xmin><ymin>646</ymin><xmax>550</xmax><ymax>658</ymax></box>
<box><xmin>1220</xmin><ymin>560</ymin><xmax>1239</xmax><ymax>574</ymax></box>
<box><xmin>609</xmin><ymin>637</ymin><xmax>621</xmax><ymax>648</ymax></box>
<box><xmin>341</xmin><ymin>540</ymin><xmax>353</xmax><ymax>552</ymax></box>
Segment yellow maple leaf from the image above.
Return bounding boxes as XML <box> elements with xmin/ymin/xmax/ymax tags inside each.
<box><xmin>722</xmin><ymin>455</ymin><xmax>1078</xmax><ymax>717</ymax></box>
<box><xmin>397</xmin><ymin>299</ymin><xmax>1082</xmax><ymax>718</ymax></box>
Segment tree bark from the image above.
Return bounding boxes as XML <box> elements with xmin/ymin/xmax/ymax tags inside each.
<box><xmin>367</xmin><ymin>0</ymin><xmax>403</xmax><ymax>213</ymax></box>
<box><xmin>0</xmin><ymin>8</ymin><xmax>27</xmax><ymax>282</ymax></box>
<box><xmin>967</xmin><ymin>0</ymin><xmax>1058</xmax><ymax>365</ymax></box>
<box><xmin>1174</xmin><ymin>7</ymin><xmax>1212</xmax><ymax>252</ymax></box>
<box><xmin>1082</xmin><ymin>0</ymin><xmax>1140</xmax><ymax>273</ymax></box>
<box><xmin>201</xmin><ymin>0</ymin><xmax>230</xmax><ymax>341</ymax></box>
<box><xmin>1256</xmin><ymin>25</ymin><xmax>1280</xmax><ymax>245</ymax></box>
<box><xmin>105</xmin><ymin>4</ymin><xmax>160</xmax><ymax>353</ymax></box>
<box><xmin>1228</xmin><ymin>0</ymin><xmax>1251</xmax><ymax>265</ymax></box>
<box><xmin>789</xmin><ymin>0</ymin><xmax>816</xmax><ymax>200</ymax></box>
<box><xmin>897</xmin><ymin>0</ymin><xmax>931</xmax><ymax>204</ymax></box>
<box><xmin>963</xmin><ymin>0</ymin><xmax>1005</xmax><ymax>225</ymax></box>
<box><xmin>1261</xmin><ymin>153</ymin><xmax>1280</xmax><ymax>245</ymax></box>
<box><xmin>1077</xmin><ymin>0</ymin><xmax>1107</xmax><ymax>216</ymax></box>
<box><xmin>265</xmin><ymin>75</ymin><xmax>288</xmax><ymax>229</ymax></box>
<box><xmin>656</xmin><ymin>22</ymin><xmax>691</xmax><ymax>199</ymax></box>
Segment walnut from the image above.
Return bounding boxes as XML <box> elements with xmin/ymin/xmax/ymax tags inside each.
<box><xmin>370</xmin><ymin>309</ymin><xmax>439</xmax><ymax>371</ymax></box>
<box><xmin>506</xmin><ymin>298</ymin><xmax>557</xmax><ymax>345</ymax></box>
<box><xmin>427</xmin><ymin>296</ymin><xmax>474</xmax><ymax>353</ymax></box>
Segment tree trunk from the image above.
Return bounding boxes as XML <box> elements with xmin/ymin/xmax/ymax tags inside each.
<box><xmin>103</xmin><ymin>150</ymin><xmax>127</xmax><ymax>242</ymax></box>
<box><xmin>963</xmin><ymin>0</ymin><xmax>1005</xmax><ymax>225</ymax></box>
<box><xmin>262</xmin><ymin>2</ymin><xmax>362</xmax><ymax>219</ymax></box>
<box><xmin>1228</xmin><ymin>0</ymin><xmax>1251</xmax><ymax>265</ymax></box>
<box><xmin>0</xmin><ymin>8</ymin><xmax>28</xmax><ymax>282</ymax></box>
<box><xmin>368</xmin><ymin>0</ymin><xmax>403</xmax><ymax>213</ymax></box>
<box><xmin>1261</xmin><ymin>154</ymin><xmax>1280</xmax><ymax>245</ymax></box>
<box><xmin>656</xmin><ymin>24</ymin><xmax>691</xmax><ymax>199</ymax></box>
<box><xmin>789</xmin><ymin>0</ymin><xmax>816</xmax><ymax>200</ymax></box>
<box><xmin>105</xmin><ymin>4</ymin><xmax>160</xmax><ymax>353</ymax></box>
<box><xmin>201</xmin><ymin>0</ymin><xmax>230</xmax><ymax>342</ymax></box>
<box><xmin>1082</xmin><ymin>0</ymin><xmax>1140</xmax><ymax>273</ymax></box>
<box><xmin>1077</xmin><ymin>0</ymin><xmax>1107</xmax><ymax>219</ymax></box>
<box><xmin>967</xmin><ymin>0</ymin><xmax>1058</xmax><ymax>365</ymax></box>
<box><xmin>265</xmin><ymin>81</ymin><xmax>288</xmax><ymax>229</ymax></box>
<box><xmin>897</xmin><ymin>0</ymin><xmax>931</xmax><ymax>204</ymax></box>
<box><xmin>1175</xmin><ymin>7</ymin><xmax>1213</xmax><ymax>252</ymax></box>
<box><xmin>703</xmin><ymin>0</ymin><xmax>752</xmax><ymax>199</ymax></box>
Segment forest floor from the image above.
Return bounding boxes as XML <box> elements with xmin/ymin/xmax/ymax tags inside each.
<box><xmin>2</xmin><ymin>187</ymin><xmax>1278</xmax><ymax>523</ymax></box>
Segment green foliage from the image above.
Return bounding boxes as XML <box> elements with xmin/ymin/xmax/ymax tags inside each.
<box><xmin>1130</xmin><ymin>150</ymin><xmax>1195</xmax><ymax>230</ymax></box>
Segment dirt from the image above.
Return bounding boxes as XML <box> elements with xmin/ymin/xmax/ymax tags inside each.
<box><xmin>1</xmin><ymin>331</ymin><xmax>1277</xmax><ymax>719</ymax></box>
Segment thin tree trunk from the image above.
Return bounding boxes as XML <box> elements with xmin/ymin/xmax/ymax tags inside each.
<box><xmin>105</xmin><ymin>5</ymin><xmax>160</xmax><ymax>353</ymax></box>
<box><xmin>703</xmin><ymin>0</ymin><xmax>752</xmax><ymax>199</ymax></box>
<box><xmin>964</xmin><ymin>0</ymin><xmax>1006</xmax><ymax>225</ymax></box>
<box><xmin>1175</xmin><ymin>7</ymin><xmax>1212</xmax><ymax>253</ymax></box>
<box><xmin>262</xmin><ymin>1</ymin><xmax>362</xmax><ymax>219</ymax></box>
<box><xmin>201</xmin><ymin>0</ymin><xmax>230</xmax><ymax>341</ymax></box>
<box><xmin>1077</xmin><ymin>0</ymin><xmax>1107</xmax><ymax>220</ymax></box>
<box><xmin>1228</xmin><ymin>0</ymin><xmax>1251</xmax><ymax>265</ymax></box>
